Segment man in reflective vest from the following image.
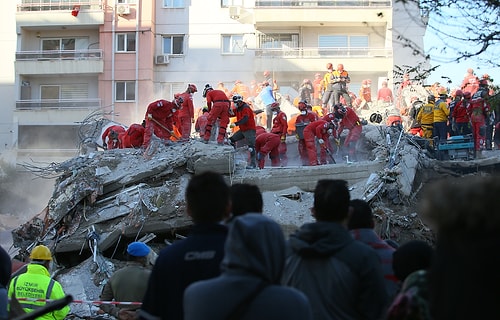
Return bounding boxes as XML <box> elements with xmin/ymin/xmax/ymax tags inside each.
<box><xmin>8</xmin><ymin>245</ymin><xmax>70</xmax><ymax>320</ymax></box>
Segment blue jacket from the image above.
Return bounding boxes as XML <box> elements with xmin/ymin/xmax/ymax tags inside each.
<box><xmin>139</xmin><ymin>223</ymin><xmax>228</xmax><ymax>320</ymax></box>
<box><xmin>259</xmin><ymin>86</ymin><xmax>276</xmax><ymax>106</ymax></box>
<box><xmin>184</xmin><ymin>214</ymin><xmax>312</xmax><ymax>320</ymax></box>
<box><xmin>282</xmin><ymin>221</ymin><xmax>388</xmax><ymax>320</ymax></box>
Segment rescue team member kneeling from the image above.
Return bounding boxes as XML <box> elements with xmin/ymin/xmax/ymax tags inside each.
<box><xmin>8</xmin><ymin>245</ymin><xmax>70</xmax><ymax>320</ymax></box>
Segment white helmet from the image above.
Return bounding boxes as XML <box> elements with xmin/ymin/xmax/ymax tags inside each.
<box><xmin>232</xmin><ymin>94</ymin><xmax>243</xmax><ymax>103</ymax></box>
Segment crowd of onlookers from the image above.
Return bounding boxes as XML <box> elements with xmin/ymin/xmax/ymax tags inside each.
<box><xmin>2</xmin><ymin>170</ymin><xmax>499</xmax><ymax>320</ymax></box>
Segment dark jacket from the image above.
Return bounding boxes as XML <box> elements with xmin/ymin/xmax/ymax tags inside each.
<box><xmin>282</xmin><ymin>221</ymin><xmax>388</xmax><ymax>320</ymax></box>
<box><xmin>184</xmin><ymin>214</ymin><xmax>312</xmax><ymax>320</ymax></box>
<box><xmin>0</xmin><ymin>246</ymin><xmax>10</xmax><ymax>320</ymax></box>
<box><xmin>139</xmin><ymin>223</ymin><xmax>228</xmax><ymax>320</ymax></box>
<box><xmin>100</xmin><ymin>261</ymin><xmax>151</xmax><ymax>317</ymax></box>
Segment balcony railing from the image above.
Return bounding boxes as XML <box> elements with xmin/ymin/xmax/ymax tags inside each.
<box><xmin>254</xmin><ymin>0</ymin><xmax>391</xmax><ymax>7</ymax></box>
<box><xmin>17</xmin><ymin>0</ymin><xmax>103</xmax><ymax>12</ymax></box>
<box><xmin>16</xmin><ymin>50</ymin><xmax>103</xmax><ymax>61</ymax></box>
<box><xmin>16</xmin><ymin>99</ymin><xmax>102</xmax><ymax>110</ymax></box>
<box><xmin>254</xmin><ymin>47</ymin><xmax>392</xmax><ymax>58</ymax></box>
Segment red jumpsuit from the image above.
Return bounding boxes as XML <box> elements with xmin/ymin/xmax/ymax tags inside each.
<box><xmin>102</xmin><ymin>125</ymin><xmax>126</xmax><ymax>150</ymax></box>
<box><xmin>270</xmin><ymin>110</ymin><xmax>288</xmax><ymax>166</ymax></box>
<box><xmin>177</xmin><ymin>92</ymin><xmax>194</xmax><ymax>140</ymax></box>
<box><xmin>255</xmin><ymin>133</ymin><xmax>281</xmax><ymax>169</ymax></box>
<box><xmin>119</xmin><ymin>123</ymin><xmax>145</xmax><ymax>148</ymax></box>
<box><xmin>195</xmin><ymin>112</ymin><xmax>209</xmax><ymax>137</ymax></box>
<box><xmin>338</xmin><ymin>107</ymin><xmax>362</xmax><ymax>159</ymax></box>
<box><xmin>256</xmin><ymin>126</ymin><xmax>267</xmax><ymax>136</ymax></box>
<box><xmin>295</xmin><ymin>112</ymin><xmax>317</xmax><ymax>165</ymax></box>
<box><xmin>143</xmin><ymin>99</ymin><xmax>177</xmax><ymax>148</ymax></box>
<box><xmin>203</xmin><ymin>90</ymin><xmax>231</xmax><ymax>144</ymax></box>
<box><xmin>467</xmin><ymin>98</ymin><xmax>489</xmax><ymax>151</ymax></box>
<box><xmin>303</xmin><ymin>120</ymin><xmax>334</xmax><ymax>166</ymax></box>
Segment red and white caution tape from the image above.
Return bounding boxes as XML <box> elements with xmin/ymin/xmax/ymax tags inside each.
<box><xmin>12</xmin><ymin>297</ymin><xmax>142</xmax><ymax>306</ymax></box>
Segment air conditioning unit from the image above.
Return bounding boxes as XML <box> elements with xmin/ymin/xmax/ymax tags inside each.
<box><xmin>117</xmin><ymin>4</ymin><xmax>130</xmax><ymax>15</ymax></box>
<box><xmin>155</xmin><ymin>55</ymin><xmax>170</xmax><ymax>65</ymax></box>
<box><xmin>229</xmin><ymin>6</ymin><xmax>241</xmax><ymax>19</ymax></box>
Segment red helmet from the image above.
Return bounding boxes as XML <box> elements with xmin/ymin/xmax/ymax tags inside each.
<box><xmin>454</xmin><ymin>89</ymin><xmax>463</xmax><ymax>97</ymax></box>
<box><xmin>463</xmin><ymin>91</ymin><xmax>472</xmax><ymax>99</ymax></box>
<box><xmin>188</xmin><ymin>84</ymin><xmax>197</xmax><ymax>93</ymax></box>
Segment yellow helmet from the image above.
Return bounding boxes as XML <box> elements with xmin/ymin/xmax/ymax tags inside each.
<box><xmin>30</xmin><ymin>245</ymin><xmax>52</xmax><ymax>261</ymax></box>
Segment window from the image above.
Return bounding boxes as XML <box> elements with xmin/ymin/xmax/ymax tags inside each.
<box><xmin>259</xmin><ymin>33</ymin><xmax>299</xmax><ymax>49</ymax></box>
<box><xmin>222</xmin><ymin>35</ymin><xmax>244</xmax><ymax>54</ymax></box>
<box><xmin>116</xmin><ymin>33</ymin><xmax>136</xmax><ymax>52</ymax></box>
<box><xmin>161</xmin><ymin>82</ymin><xmax>185</xmax><ymax>101</ymax></box>
<box><xmin>162</xmin><ymin>35</ymin><xmax>184</xmax><ymax>55</ymax></box>
<box><xmin>118</xmin><ymin>0</ymin><xmax>137</xmax><ymax>3</ymax></box>
<box><xmin>115</xmin><ymin>81</ymin><xmax>135</xmax><ymax>101</ymax></box>
<box><xmin>41</xmin><ymin>38</ymin><xmax>75</xmax><ymax>51</ymax></box>
<box><xmin>221</xmin><ymin>0</ymin><xmax>243</xmax><ymax>7</ymax></box>
<box><xmin>163</xmin><ymin>0</ymin><xmax>185</xmax><ymax>8</ymax></box>
<box><xmin>41</xmin><ymin>85</ymin><xmax>60</xmax><ymax>99</ymax></box>
<box><xmin>319</xmin><ymin>35</ymin><xmax>369</xmax><ymax>56</ymax></box>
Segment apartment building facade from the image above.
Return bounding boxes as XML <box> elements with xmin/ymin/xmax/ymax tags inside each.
<box><xmin>6</xmin><ymin>0</ymin><xmax>428</xmax><ymax>163</ymax></box>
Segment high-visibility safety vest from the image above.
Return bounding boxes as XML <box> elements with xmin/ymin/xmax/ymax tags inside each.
<box><xmin>8</xmin><ymin>264</ymin><xmax>70</xmax><ymax>320</ymax></box>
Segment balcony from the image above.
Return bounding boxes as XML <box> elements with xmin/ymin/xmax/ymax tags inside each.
<box><xmin>15</xmin><ymin>50</ymin><xmax>104</xmax><ymax>75</ymax></box>
<box><xmin>16</xmin><ymin>98</ymin><xmax>101</xmax><ymax>110</ymax></box>
<box><xmin>14</xmin><ymin>99</ymin><xmax>102</xmax><ymax>126</ymax></box>
<box><xmin>254</xmin><ymin>0</ymin><xmax>391</xmax><ymax>6</ymax></box>
<box><xmin>16</xmin><ymin>1</ymin><xmax>105</xmax><ymax>28</ymax></box>
<box><xmin>253</xmin><ymin>47</ymin><xmax>393</xmax><ymax>72</ymax></box>
<box><xmin>230</xmin><ymin>0</ymin><xmax>391</xmax><ymax>26</ymax></box>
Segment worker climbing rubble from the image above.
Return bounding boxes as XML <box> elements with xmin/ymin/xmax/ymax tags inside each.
<box><xmin>142</xmin><ymin>96</ymin><xmax>183</xmax><ymax>149</ymax></box>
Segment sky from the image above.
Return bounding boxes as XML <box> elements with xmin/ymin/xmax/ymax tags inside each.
<box><xmin>422</xmin><ymin>5</ymin><xmax>500</xmax><ymax>89</ymax></box>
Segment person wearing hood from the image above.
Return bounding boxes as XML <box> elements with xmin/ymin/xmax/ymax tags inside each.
<box><xmin>184</xmin><ymin>214</ymin><xmax>312</xmax><ymax>320</ymax></box>
<box><xmin>282</xmin><ymin>179</ymin><xmax>388</xmax><ymax>320</ymax></box>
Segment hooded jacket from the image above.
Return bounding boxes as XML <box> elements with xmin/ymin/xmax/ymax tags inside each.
<box><xmin>184</xmin><ymin>214</ymin><xmax>312</xmax><ymax>320</ymax></box>
<box><xmin>282</xmin><ymin>221</ymin><xmax>388</xmax><ymax>320</ymax></box>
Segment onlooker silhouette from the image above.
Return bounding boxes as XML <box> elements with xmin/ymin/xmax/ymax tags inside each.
<box><xmin>184</xmin><ymin>214</ymin><xmax>312</xmax><ymax>320</ymax></box>
<box><xmin>282</xmin><ymin>179</ymin><xmax>388</xmax><ymax>320</ymax></box>
<box><xmin>347</xmin><ymin>199</ymin><xmax>399</xmax><ymax>300</ymax></box>
<box><xmin>420</xmin><ymin>175</ymin><xmax>500</xmax><ymax>320</ymax></box>
<box><xmin>139</xmin><ymin>171</ymin><xmax>231</xmax><ymax>320</ymax></box>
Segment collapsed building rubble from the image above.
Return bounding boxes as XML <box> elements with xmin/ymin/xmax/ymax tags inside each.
<box><xmin>5</xmin><ymin>86</ymin><xmax>500</xmax><ymax>317</ymax></box>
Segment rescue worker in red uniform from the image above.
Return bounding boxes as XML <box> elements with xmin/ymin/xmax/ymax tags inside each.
<box><xmin>195</xmin><ymin>107</ymin><xmax>209</xmax><ymax>138</ymax></box>
<box><xmin>176</xmin><ymin>84</ymin><xmax>197</xmax><ymax>141</ymax></box>
<box><xmin>468</xmin><ymin>80</ymin><xmax>491</xmax><ymax>151</ymax></box>
<box><xmin>270</xmin><ymin>102</ymin><xmax>288</xmax><ymax>166</ymax></box>
<box><xmin>451</xmin><ymin>90</ymin><xmax>471</xmax><ymax>136</ymax></box>
<box><xmin>229</xmin><ymin>95</ymin><xmax>257</xmax><ymax>169</ymax></box>
<box><xmin>202</xmin><ymin>84</ymin><xmax>231</xmax><ymax>145</ymax></box>
<box><xmin>295</xmin><ymin>101</ymin><xmax>318</xmax><ymax>165</ymax></box>
<box><xmin>303</xmin><ymin>119</ymin><xmax>336</xmax><ymax>166</ymax></box>
<box><xmin>102</xmin><ymin>125</ymin><xmax>126</xmax><ymax>150</ymax></box>
<box><xmin>255</xmin><ymin>132</ymin><xmax>282</xmax><ymax>169</ymax></box>
<box><xmin>120</xmin><ymin>123</ymin><xmax>145</xmax><ymax>148</ymax></box>
<box><xmin>337</xmin><ymin>105</ymin><xmax>362</xmax><ymax>161</ymax></box>
<box><xmin>143</xmin><ymin>97</ymin><xmax>183</xmax><ymax>148</ymax></box>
